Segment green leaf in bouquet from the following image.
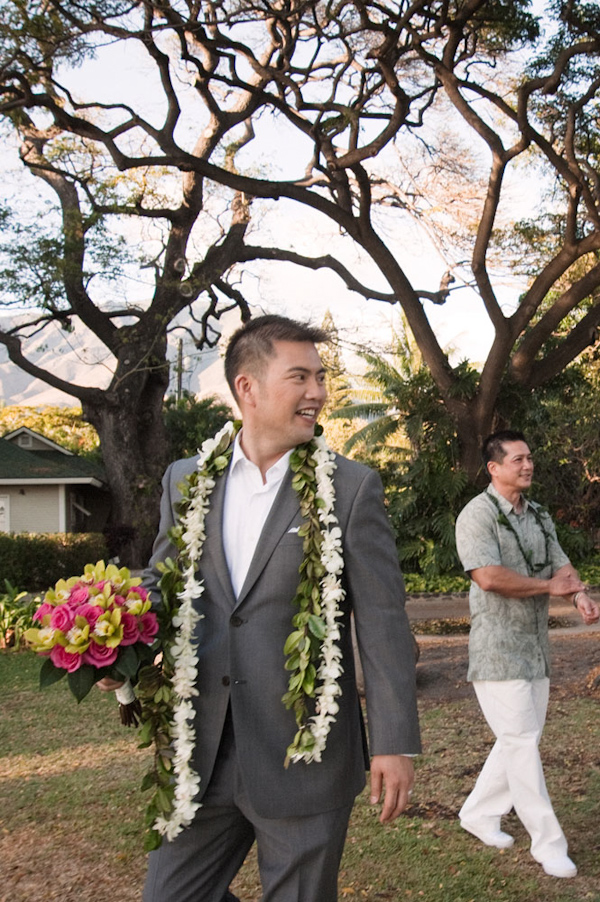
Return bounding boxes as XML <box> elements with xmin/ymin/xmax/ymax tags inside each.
<box><xmin>136</xmin><ymin>641</ymin><xmax>160</xmax><ymax>671</ymax></box>
<box><xmin>113</xmin><ymin>644</ymin><xmax>140</xmax><ymax>679</ymax></box>
<box><xmin>39</xmin><ymin>656</ymin><xmax>67</xmax><ymax>689</ymax></box>
<box><xmin>67</xmin><ymin>664</ymin><xmax>97</xmax><ymax>702</ymax></box>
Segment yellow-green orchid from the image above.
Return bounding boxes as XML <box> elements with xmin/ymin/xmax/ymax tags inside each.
<box><xmin>62</xmin><ymin>618</ymin><xmax>91</xmax><ymax>654</ymax></box>
<box><xmin>24</xmin><ymin>626</ymin><xmax>59</xmax><ymax>652</ymax></box>
<box><xmin>92</xmin><ymin>608</ymin><xmax>124</xmax><ymax>647</ymax></box>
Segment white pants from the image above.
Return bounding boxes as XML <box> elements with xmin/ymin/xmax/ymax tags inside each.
<box><xmin>459</xmin><ymin>678</ymin><xmax>568</xmax><ymax>862</ymax></box>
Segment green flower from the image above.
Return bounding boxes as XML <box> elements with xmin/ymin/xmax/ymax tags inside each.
<box><xmin>93</xmin><ymin>608</ymin><xmax>124</xmax><ymax>647</ymax></box>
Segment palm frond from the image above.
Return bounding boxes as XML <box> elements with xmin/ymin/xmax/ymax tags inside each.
<box><xmin>329</xmin><ymin>401</ymin><xmax>389</xmax><ymax>420</ymax></box>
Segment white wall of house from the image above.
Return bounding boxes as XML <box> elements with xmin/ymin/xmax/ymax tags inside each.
<box><xmin>3</xmin><ymin>485</ymin><xmax>61</xmax><ymax>533</ymax></box>
<box><xmin>0</xmin><ymin>494</ymin><xmax>9</xmax><ymax>531</ymax></box>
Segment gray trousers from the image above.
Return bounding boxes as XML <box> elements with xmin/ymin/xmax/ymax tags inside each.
<box><xmin>143</xmin><ymin>713</ymin><xmax>354</xmax><ymax>902</ymax></box>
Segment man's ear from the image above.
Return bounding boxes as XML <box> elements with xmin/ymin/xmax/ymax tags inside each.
<box><xmin>234</xmin><ymin>372</ymin><xmax>256</xmax><ymax>409</ymax></box>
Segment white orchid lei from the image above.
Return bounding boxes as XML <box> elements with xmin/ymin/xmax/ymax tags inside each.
<box><xmin>138</xmin><ymin>419</ymin><xmax>345</xmax><ymax>850</ymax></box>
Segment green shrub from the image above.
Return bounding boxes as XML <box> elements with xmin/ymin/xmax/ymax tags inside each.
<box><xmin>0</xmin><ymin>532</ymin><xmax>108</xmax><ymax>592</ymax></box>
<box><xmin>553</xmin><ymin>519</ymin><xmax>595</xmax><ymax>565</ymax></box>
<box><xmin>0</xmin><ymin>580</ymin><xmax>38</xmax><ymax>649</ymax></box>
<box><xmin>403</xmin><ymin>553</ymin><xmax>600</xmax><ymax>595</ymax></box>
<box><xmin>403</xmin><ymin>572</ymin><xmax>470</xmax><ymax>594</ymax></box>
<box><xmin>579</xmin><ymin>554</ymin><xmax>600</xmax><ymax>587</ymax></box>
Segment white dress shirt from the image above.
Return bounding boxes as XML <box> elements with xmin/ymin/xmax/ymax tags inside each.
<box><xmin>222</xmin><ymin>435</ymin><xmax>292</xmax><ymax>598</ymax></box>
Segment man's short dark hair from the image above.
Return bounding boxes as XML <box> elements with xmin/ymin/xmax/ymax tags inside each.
<box><xmin>224</xmin><ymin>314</ymin><xmax>329</xmax><ymax>399</ymax></box>
<box><xmin>482</xmin><ymin>430</ymin><xmax>528</xmax><ymax>470</ymax></box>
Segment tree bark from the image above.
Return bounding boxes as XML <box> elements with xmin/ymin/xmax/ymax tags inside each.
<box><xmin>81</xmin><ymin>334</ymin><xmax>170</xmax><ymax>569</ymax></box>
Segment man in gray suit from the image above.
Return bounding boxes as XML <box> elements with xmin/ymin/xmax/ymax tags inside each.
<box><xmin>139</xmin><ymin>314</ymin><xmax>421</xmax><ymax>901</ymax></box>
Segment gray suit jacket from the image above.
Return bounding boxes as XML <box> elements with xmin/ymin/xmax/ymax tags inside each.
<box><xmin>143</xmin><ymin>452</ymin><xmax>421</xmax><ymax>819</ymax></box>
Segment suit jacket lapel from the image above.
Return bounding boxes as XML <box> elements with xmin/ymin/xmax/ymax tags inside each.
<box><xmin>235</xmin><ymin>469</ymin><xmax>300</xmax><ymax>607</ymax></box>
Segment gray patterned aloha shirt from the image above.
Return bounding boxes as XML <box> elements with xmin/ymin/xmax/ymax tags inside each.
<box><xmin>455</xmin><ymin>484</ymin><xmax>570</xmax><ymax>682</ymax></box>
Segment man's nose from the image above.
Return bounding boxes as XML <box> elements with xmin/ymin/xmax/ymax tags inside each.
<box><xmin>307</xmin><ymin>378</ymin><xmax>327</xmax><ymax>402</ymax></box>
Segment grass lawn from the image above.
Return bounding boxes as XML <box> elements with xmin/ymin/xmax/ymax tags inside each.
<box><xmin>2</xmin><ymin>649</ymin><xmax>600</xmax><ymax>902</ymax></box>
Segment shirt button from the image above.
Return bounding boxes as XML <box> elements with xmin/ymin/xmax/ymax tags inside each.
<box><xmin>222</xmin><ymin>676</ymin><xmax>231</xmax><ymax>686</ymax></box>
<box><xmin>230</xmin><ymin>615</ymin><xmax>244</xmax><ymax>627</ymax></box>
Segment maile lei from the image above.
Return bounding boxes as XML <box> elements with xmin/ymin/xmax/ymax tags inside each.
<box><xmin>137</xmin><ymin>420</ymin><xmax>345</xmax><ymax>850</ymax></box>
<box><xmin>486</xmin><ymin>489</ymin><xmax>553</xmax><ymax>575</ymax></box>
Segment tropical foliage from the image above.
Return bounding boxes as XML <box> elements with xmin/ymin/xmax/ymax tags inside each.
<box><xmin>332</xmin><ymin>325</ymin><xmax>599</xmax><ymax>575</ymax></box>
<box><xmin>500</xmin><ymin>352</ymin><xmax>600</xmax><ymax>539</ymax></box>
<box><xmin>0</xmin><ymin>580</ymin><xmax>36</xmax><ymax>649</ymax></box>
<box><xmin>163</xmin><ymin>393</ymin><xmax>233</xmax><ymax>460</ymax></box>
<box><xmin>331</xmin><ymin>332</ymin><xmax>477</xmax><ymax>574</ymax></box>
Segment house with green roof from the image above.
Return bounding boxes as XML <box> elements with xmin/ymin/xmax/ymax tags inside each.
<box><xmin>0</xmin><ymin>427</ymin><xmax>110</xmax><ymax>534</ymax></box>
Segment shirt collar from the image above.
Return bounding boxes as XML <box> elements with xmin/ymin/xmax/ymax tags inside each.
<box><xmin>487</xmin><ymin>482</ymin><xmax>530</xmax><ymax>514</ymax></box>
<box><xmin>229</xmin><ymin>431</ymin><xmax>292</xmax><ymax>482</ymax></box>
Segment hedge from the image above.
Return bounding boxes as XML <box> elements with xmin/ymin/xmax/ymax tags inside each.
<box><xmin>0</xmin><ymin>532</ymin><xmax>109</xmax><ymax>592</ymax></box>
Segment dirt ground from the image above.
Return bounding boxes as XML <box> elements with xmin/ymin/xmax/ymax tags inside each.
<box><xmin>3</xmin><ymin>595</ymin><xmax>600</xmax><ymax>902</ymax></box>
<box><xmin>414</xmin><ymin>631</ymin><xmax>600</xmax><ymax>708</ymax></box>
<box><xmin>409</xmin><ymin>590</ymin><xmax>600</xmax><ymax>706</ymax></box>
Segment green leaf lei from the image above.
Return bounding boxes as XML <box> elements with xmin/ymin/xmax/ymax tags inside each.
<box><xmin>136</xmin><ymin>420</ymin><xmax>344</xmax><ymax>849</ymax></box>
<box><xmin>486</xmin><ymin>489</ymin><xmax>553</xmax><ymax>576</ymax></box>
<box><xmin>283</xmin><ymin>430</ymin><xmax>344</xmax><ymax>766</ymax></box>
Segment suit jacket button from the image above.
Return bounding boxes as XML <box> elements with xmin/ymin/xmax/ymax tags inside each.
<box><xmin>230</xmin><ymin>615</ymin><xmax>243</xmax><ymax>627</ymax></box>
<box><xmin>222</xmin><ymin>676</ymin><xmax>231</xmax><ymax>686</ymax></box>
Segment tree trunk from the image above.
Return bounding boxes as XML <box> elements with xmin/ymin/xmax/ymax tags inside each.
<box><xmin>454</xmin><ymin>400</ymin><xmax>499</xmax><ymax>487</ymax></box>
<box><xmin>82</xmin><ymin>338</ymin><xmax>170</xmax><ymax>569</ymax></box>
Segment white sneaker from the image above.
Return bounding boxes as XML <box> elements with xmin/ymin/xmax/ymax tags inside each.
<box><xmin>541</xmin><ymin>856</ymin><xmax>577</xmax><ymax>878</ymax></box>
<box><xmin>460</xmin><ymin>820</ymin><xmax>514</xmax><ymax>849</ymax></box>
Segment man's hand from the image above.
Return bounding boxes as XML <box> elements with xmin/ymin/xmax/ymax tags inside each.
<box><xmin>574</xmin><ymin>591</ymin><xmax>600</xmax><ymax>626</ymax></box>
<box><xmin>369</xmin><ymin>755</ymin><xmax>414</xmax><ymax>824</ymax></box>
<box><xmin>547</xmin><ymin>570</ymin><xmax>585</xmax><ymax>598</ymax></box>
<box><xmin>95</xmin><ymin>677</ymin><xmax>125</xmax><ymax>692</ymax></box>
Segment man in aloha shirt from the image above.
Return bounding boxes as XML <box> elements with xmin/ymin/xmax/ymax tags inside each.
<box><xmin>455</xmin><ymin>429</ymin><xmax>599</xmax><ymax>880</ymax></box>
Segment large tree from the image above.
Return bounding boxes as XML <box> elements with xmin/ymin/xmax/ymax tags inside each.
<box><xmin>1</xmin><ymin>0</ymin><xmax>600</xmax><ymax>561</ymax></box>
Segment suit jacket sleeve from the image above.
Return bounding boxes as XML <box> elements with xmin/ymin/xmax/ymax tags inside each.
<box><xmin>141</xmin><ymin>459</ymin><xmax>193</xmax><ymax>605</ymax></box>
<box><xmin>343</xmin><ymin>465</ymin><xmax>421</xmax><ymax>756</ymax></box>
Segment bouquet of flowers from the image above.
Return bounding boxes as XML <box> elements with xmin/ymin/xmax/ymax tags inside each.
<box><xmin>24</xmin><ymin>560</ymin><xmax>159</xmax><ymax>719</ymax></box>
<box><xmin>25</xmin><ymin>556</ymin><xmax>197</xmax><ymax>850</ymax></box>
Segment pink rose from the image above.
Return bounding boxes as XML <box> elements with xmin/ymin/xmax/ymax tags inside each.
<box><xmin>33</xmin><ymin>602</ymin><xmax>54</xmax><ymax>623</ymax></box>
<box><xmin>50</xmin><ymin>644</ymin><xmax>83</xmax><ymax>673</ymax></box>
<box><xmin>120</xmin><ymin>612</ymin><xmax>141</xmax><ymax>646</ymax></box>
<box><xmin>83</xmin><ymin>641</ymin><xmax>119</xmax><ymax>668</ymax></box>
<box><xmin>113</xmin><ymin>594</ymin><xmax>126</xmax><ymax>608</ymax></box>
<box><xmin>138</xmin><ymin>611</ymin><xmax>159</xmax><ymax>644</ymax></box>
<box><xmin>131</xmin><ymin>586</ymin><xmax>149</xmax><ymax>602</ymax></box>
<box><xmin>50</xmin><ymin>605</ymin><xmax>75</xmax><ymax>632</ymax></box>
<box><xmin>76</xmin><ymin>604</ymin><xmax>102</xmax><ymax>629</ymax></box>
<box><xmin>68</xmin><ymin>584</ymin><xmax>91</xmax><ymax>606</ymax></box>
